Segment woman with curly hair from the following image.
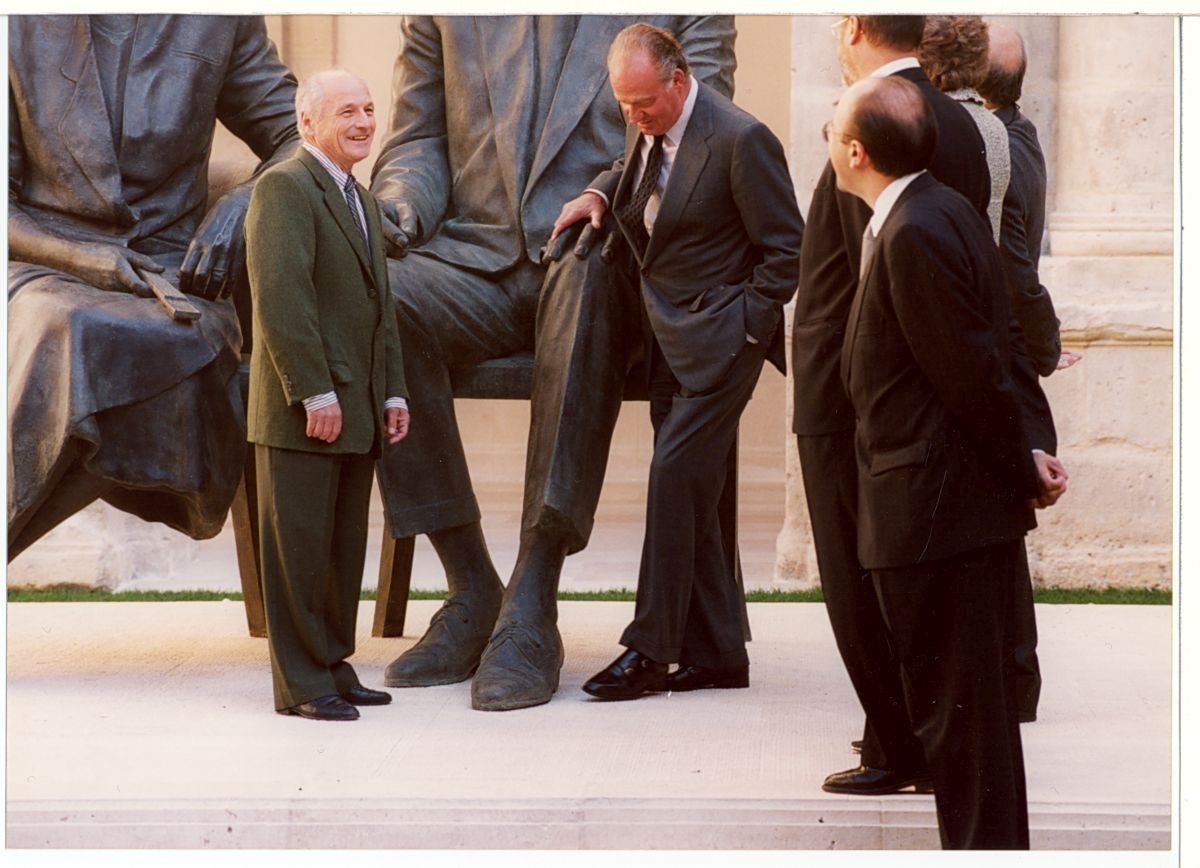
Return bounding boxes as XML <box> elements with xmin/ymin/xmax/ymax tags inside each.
<box><xmin>919</xmin><ymin>15</ymin><xmax>1009</xmax><ymax>243</ymax></box>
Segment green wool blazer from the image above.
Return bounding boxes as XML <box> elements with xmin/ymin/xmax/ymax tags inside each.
<box><xmin>245</xmin><ymin>149</ymin><xmax>407</xmax><ymax>454</ymax></box>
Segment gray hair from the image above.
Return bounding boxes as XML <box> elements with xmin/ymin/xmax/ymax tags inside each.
<box><xmin>607</xmin><ymin>23</ymin><xmax>689</xmax><ymax>83</ymax></box>
<box><xmin>295</xmin><ymin>68</ymin><xmax>363</xmax><ymax>128</ymax></box>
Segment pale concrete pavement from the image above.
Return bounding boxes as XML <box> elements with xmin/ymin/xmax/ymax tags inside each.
<box><xmin>6</xmin><ymin>599</ymin><xmax>1171</xmax><ymax>850</ymax></box>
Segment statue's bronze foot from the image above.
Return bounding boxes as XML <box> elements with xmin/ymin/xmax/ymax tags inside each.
<box><xmin>384</xmin><ymin>595</ymin><xmax>499</xmax><ymax>687</ymax></box>
<box><xmin>470</xmin><ymin>620</ymin><xmax>564</xmax><ymax>711</ymax></box>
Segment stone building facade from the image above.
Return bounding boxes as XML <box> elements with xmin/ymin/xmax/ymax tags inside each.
<box><xmin>7</xmin><ymin>15</ymin><xmax>1173</xmax><ymax>592</ymax></box>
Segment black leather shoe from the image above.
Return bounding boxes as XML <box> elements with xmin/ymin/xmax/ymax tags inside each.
<box><xmin>850</xmin><ymin>739</ymin><xmax>864</xmax><ymax>754</ymax></box>
<box><xmin>278</xmin><ymin>694</ymin><xmax>360</xmax><ymax>721</ymax></box>
<box><xmin>665</xmin><ymin>664</ymin><xmax>749</xmax><ymax>692</ymax></box>
<box><xmin>822</xmin><ymin>764</ymin><xmax>933</xmax><ymax>795</ymax></box>
<box><xmin>340</xmin><ymin>685</ymin><xmax>392</xmax><ymax>706</ymax></box>
<box><xmin>582</xmin><ymin>649</ymin><xmax>668</xmax><ymax>700</ymax></box>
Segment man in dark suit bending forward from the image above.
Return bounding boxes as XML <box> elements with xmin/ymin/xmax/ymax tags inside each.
<box><xmin>551</xmin><ymin>23</ymin><xmax>804</xmax><ymax>700</ymax></box>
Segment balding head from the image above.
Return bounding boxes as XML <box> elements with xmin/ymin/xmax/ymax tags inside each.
<box><xmin>827</xmin><ymin>76</ymin><xmax>936</xmax><ymax>204</ymax></box>
<box><xmin>977</xmin><ymin>22</ymin><xmax>1027</xmax><ymax>109</ymax></box>
<box><xmin>847</xmin><ymin>76</ymin><xmax>937</xmax><ymax>176</ymax></box>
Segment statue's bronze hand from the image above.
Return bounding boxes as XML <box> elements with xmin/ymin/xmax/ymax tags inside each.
<box><xmin>180</xmin><ymin>186</ymin><xmax>251</xmax><ymax>300</ymax></box>
<box><xmin>379</xmin><ymin>200</ymin><xmax>420</xmax><ymax>258</ymax></box>
<box><xmin>74</xmin><ymin>242</ymin><xmax>165</xmax><ymax>297</ymax></box>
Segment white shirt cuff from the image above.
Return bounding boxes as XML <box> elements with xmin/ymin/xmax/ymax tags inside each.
<box><xmin>302</xmin><ymin>392</ymin><xmax>338</xmax><ymax>412</ymax></box>
<box><xmin>385</xmin><ymin>397</ymin><xmax>409</xmax><ymax>411</ymax></box>
<box><xmin>584</xmin><ymin>187</ymin><xmax>610</xmax><ymax>208</ymax></box>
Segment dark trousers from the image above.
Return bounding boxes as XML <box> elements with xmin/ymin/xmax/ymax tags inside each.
<box><xmin>375</xmin><ymin>246</ymin><xmax>636</xmax><ymax>553</ymax></box>
<box><xmin>796</xmin><ymin>431</ymin><xmax>925</xmax><ymax>773</ymax></box>
<box><xmin>619</xmin><ymin>340</ymin><xmax>763</xmax><ymax>670</ymax></box>
<box><xmin>873</xmin><ymin>540</ymin><xmax>1030</xmax><ymax>850</ymax></box>
<box><xmin>256</xmin><ymin>445</ymin><xmax>374</xmax><ymax>710</ymax></box>
<box><xmin>1007</xmin><ymin>542</ymin><xmax>1042</xmax><ymax>719</ymax></box>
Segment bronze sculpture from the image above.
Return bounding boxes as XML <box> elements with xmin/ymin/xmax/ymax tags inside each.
<box><xmin>7</xmin><ymin>15</ymin><xmax>299</xmax><ymax>559</ymax></box>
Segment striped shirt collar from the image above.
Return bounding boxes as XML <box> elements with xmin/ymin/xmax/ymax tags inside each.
<box><xmin>303</xmin><ymin>141</ymin><xmax>357</xmax><ymax>190</ymax></box>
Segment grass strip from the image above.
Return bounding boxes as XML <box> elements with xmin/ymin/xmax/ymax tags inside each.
<box><xmin>7</xmin><ymin>585</ymin><xmax>1172</xmax><ymax>605</ymax></box>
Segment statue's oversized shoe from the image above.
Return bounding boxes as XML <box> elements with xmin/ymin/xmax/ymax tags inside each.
<box><xmin>471</xmin><ymin>622</ymin><xmax>564</xmax><ymax>711</ymax></box>
<box><xmin>384</xmin><ymin>597</ymin><xmax>499</xmax><ymax>687</ymax></box>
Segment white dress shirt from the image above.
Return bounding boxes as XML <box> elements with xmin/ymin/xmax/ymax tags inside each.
<box><xmin>869</xmin><ymin>56</ymin><xmax>921</xmax><ymax>79</ymax></box>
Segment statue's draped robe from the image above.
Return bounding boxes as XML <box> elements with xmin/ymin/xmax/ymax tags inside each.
<box><xmin>7</xmin><ymin>15</ymin><xmax>297</xmax><ymax>550</ymax></box>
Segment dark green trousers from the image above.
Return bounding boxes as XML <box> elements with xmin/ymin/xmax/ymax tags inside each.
<box><xmin>255</xmin><ymin>444</ymin><xmax>375</xmax><ymax>710</ymax></box>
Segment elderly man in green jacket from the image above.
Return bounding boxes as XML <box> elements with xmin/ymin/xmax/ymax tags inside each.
<box><xmin>245</xmin><ymin>69</ymin><xmax>409</xmax><ymax>721</ymax></box>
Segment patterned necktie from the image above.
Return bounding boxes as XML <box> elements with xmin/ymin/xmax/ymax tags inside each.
<box><xmin>618</xmin><ymin>134</ymin><xmax>665</xmax><ymax>256</ymax></box>
<box><xmin>343</xmin><ymin>174</ymin><xmax>367</xmax><ymax>244</ymax></box>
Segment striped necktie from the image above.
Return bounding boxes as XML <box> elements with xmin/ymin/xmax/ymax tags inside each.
<box><xmin>343</xmin><ymin>174</ymin><xmax>367</xmax><ymax>243</ymax></box>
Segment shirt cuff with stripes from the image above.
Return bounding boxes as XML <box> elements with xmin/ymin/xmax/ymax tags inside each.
<box><xmin>302</xmin><ymin>394</ymin><xmax>409</xmax><ymax>413</ymax></box>
<box><xmin>302</xmin><ymin>391</ymin><xmax>338</xmax><ymax>413</ymax></box>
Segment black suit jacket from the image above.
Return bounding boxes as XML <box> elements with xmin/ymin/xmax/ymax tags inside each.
<box><xmin>997</xmin><ymin>104</ymin><xmax>1062</xmax><ymax>377</ymax></box>
<box><xmin>791</xmin><ymin>66</ymin><xmax>990</xmax><ymax>436</ymax></box>
<box><xmin>841</xmin><ymin>173</ymin><xmax>1039</xmax><ymax>570</ymax></box>
<box><xmin>590</xmin><ymin>82</ymin><xmax>804</xmax><ymax>393</ymax></box>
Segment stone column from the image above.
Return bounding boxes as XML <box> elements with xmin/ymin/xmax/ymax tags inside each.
<box><xmin>1032</xmin><ymin>15</ymin><xmax>1173</xmax><ymax>589</ymax></box>
<box><xmin>776</xmin><ymin>16</ymin><xmax>841</xmax><ymax>587</ymax></box>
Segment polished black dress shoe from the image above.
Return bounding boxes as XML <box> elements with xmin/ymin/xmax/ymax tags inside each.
<box><xmin>340</xmin><ymin>684</ymin><xmax>392</xmax><ymax>706</ymax></box>
<box><xmin>665</xmin><ymin>664</ymin><xmax>749</xmax><ymax>692</ymax></box>
<box><xmin>582</xmin><ymin>649</ymin><xmax>668</xmax><ymax>700</ymax></box>
<box><xmin>278</xmin><ymin>694</ymin><xmax>360</xmax><ymax>721</ymax></box>
<box><xmin>822</xmin><ymin>764</ymin><xmax>933</xmax><ymax>795</ymax></box>
<box><xmin>850</xmin><ymin>739</ymin><xmax>864</xmax><ymax>754</ymax></box>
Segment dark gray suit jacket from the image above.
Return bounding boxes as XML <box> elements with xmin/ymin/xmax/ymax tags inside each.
<box><xmin>997</xmin><ymin>103</ymin><xmax>1062</xmax><ymax>377</ymax></box>
<box><xmin>589</xmin><ymin>82</ymin><xmax>803</xmax><ymax>393</ymax></box>
<box><xmin>841</xmin><ymin>173</ymin><xmax>1039</xmax><ymax>570</ymax></box>
<box><xmin>369</xmin><ymin>15</ymin><xmax>735</xmax><ymax>275</ymax></box>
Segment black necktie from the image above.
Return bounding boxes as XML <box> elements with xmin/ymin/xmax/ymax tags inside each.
<box><xmin>343</xmin><ymin>174</ymin><xmax>367</xmax><ymax>244</ymax></box>
<box><xmin>618</xmin><ymin>135</ymin><xmax>665</xmax><ymax>255</ymax></box>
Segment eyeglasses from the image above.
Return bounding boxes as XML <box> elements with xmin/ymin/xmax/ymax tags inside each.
<box><xmin>821</xmin><ymin>122</ymin><xmax>852</xmax><ymax>143</ymax></box>
<box><xmin>830</xmin><ymin>16</ymin><xmax>848</xmax><ymax>34</ymax></box>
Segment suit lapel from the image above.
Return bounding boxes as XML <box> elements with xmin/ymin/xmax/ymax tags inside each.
<box><xmin>840</xmin><ymin>173</ymin><xmax>937</xmax><ymax>387</ymax></box>
<box><xmin>526</xmin><ymin>16</ymin><xmax>624</xmax><ymax>193</ymax></box>
<box><xmin>299</xmin><ymin>150</ymin><xmax>376</xmax><ymax>286</ymax></box>
<box><xmin>360</xmin><ymin>186</ymin><xmax>389</xmax><ymax>291</ymax></box>
<box><xmin>473</xmin><ymin>17</ymin><xmax>534</xmax><ymax>214</ymax></box>
<box><xmin>643</xmin><ymin>85</ymin><xmax>712</xmax><ymax>267</ymax></box>
<box><xmin>56</xmin><ymin>16</ymin><xmax>125</xmax><ymax>212</ymax></box>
